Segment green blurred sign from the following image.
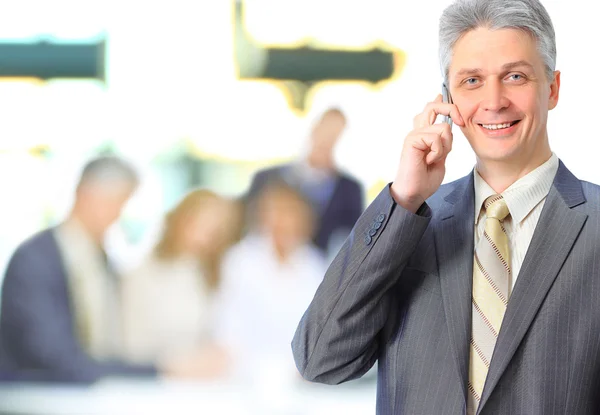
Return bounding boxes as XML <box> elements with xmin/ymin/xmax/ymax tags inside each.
<box><xmin>0</xmin><ymin>38</ymin><xmax>105</xmax><ymax>81</ymax></box>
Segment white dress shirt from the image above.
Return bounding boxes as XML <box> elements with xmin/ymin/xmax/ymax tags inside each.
<box><xmin>474</xmin><ymin>153</ymin><xmax>559</xmax><ymax>293</ymax></box>
<box><xmin>54</xmin><ymin>219</ymin><xmax>123</xmax><ymax>360</ymax></box>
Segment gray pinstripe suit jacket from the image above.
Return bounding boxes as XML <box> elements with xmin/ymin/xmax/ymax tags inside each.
<box><xmin>292</xmin><ymin>161</ymin><xmax>600</xmax><ymax>414</ymax></box>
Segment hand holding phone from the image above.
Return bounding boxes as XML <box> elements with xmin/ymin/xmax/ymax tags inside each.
<box><xmin>390</xmin><ymin>88</ymin><xmax>463</xmax><ymax>213</ymax></box>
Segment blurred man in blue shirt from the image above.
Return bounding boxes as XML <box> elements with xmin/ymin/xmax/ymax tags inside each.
<box><xmin>247</xmin><ymin>108</ymin><xmax>364</xmax><ymax>257</ymax></box>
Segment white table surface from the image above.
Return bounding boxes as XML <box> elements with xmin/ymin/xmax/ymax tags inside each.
<box><xmin>0</xmin><ymin>377</ymin><xmax>377</xmax><ymax>415</ymax></box>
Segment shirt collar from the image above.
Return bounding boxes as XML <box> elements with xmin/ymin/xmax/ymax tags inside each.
<box><xmin>474</xmin><ymin>153</ymin><xmax>559</xmax><ymax>225</ymax></box>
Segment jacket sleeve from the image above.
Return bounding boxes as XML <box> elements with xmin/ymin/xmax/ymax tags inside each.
<box><xmin>0</xmin><ymin>244</ymin><xmax>156</xmax><ymax>384</ymax></box>
<box><xmin>291</xmin><ymin>185</ymin><xmax>431</xmax><ymax>384</ymax></box>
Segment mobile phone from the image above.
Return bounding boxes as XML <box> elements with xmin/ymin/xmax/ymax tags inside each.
<box><xmin>442</xmin><ymin>82</ymin><xmax>453</xmax><ymax>128</ymax></box>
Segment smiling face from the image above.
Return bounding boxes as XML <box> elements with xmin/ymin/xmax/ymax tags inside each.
<box><xmin>448</xmin><ymin>27</ymin><xmax>560</xmax><ymax>172</ymax></box>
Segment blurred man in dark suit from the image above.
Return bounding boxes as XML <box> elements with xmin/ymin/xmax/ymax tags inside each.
<box><xmin>247</xmin><ymin>108</ymin><xmax>364</xmax><ymax>257</ymax></box>
<box><xmin>0</xmin><ymin>156</ymin><xmax>155</xmax><ymax>383</ymax></box>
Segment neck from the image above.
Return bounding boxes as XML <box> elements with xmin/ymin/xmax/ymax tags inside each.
<box><xmin>271</xmin><ymin>236</ymin><xmax>299</xmax><ymax>264</ymax></box>
<box><xmin>306</xmin><ymin>154</ymin><xmax>334</xmax><ymax>172</ymax></box>
<box><xmin>271</xmin><ymin>241</ymin><xmax>292</xmax><ymax>264</ymax></box>
<box><xmin>476</xmin><ymin>147</ymin><xmax>552</xmax><ymax>194</ymax></box>
<box><xmin>66</xmin><ymin>211</ymin><xmax>104</xmax><ymax>246</ymax></box>
<box><xmin>274</xmin><ymin>245</ymin><xmax>289</xmax><ymax>263</ymax></box>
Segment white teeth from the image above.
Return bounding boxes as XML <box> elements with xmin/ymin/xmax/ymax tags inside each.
<box><xmin>481</xmin><ymin>123</ymin><xmax>512</xmax><ymax>130</ymax></box>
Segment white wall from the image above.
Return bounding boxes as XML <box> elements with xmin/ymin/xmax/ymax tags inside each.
<box><xmin>0</xmin><ymin>0</ymin><xmax>598</xmax><ymax>274</ymax></box>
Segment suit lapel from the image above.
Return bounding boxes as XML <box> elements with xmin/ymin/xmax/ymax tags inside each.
<box><xmin>434</xmin><ymin>173</ymin><xmax>476</xmax><ymax>402</ymax></box>
<box><xmin>478</xmin><ymin>162</ymin><xmax>588</xmax><ymax>412</ymax></box>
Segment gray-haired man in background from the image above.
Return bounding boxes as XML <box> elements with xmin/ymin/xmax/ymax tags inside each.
<box><xmin>0</xmin><ymin>156</ymin><xmax>157</xmax><ymax>382</ymax></box>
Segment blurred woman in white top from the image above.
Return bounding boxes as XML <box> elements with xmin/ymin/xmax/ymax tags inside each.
<box><xmin>215</xmin><ymin>183</ymin><xmax>327</xmax><ymax>384</ymax></box>
<box><xmin>122</xmin><ymin>189</ymin><xmax>242</xmax><ymax>378</ymax></box>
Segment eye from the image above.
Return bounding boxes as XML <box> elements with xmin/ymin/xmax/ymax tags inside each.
<box><xmin>461</xmin><ymin>77</ymin><xmax>480</xmax><ymax>88</ymax></box>
<box><xmin>507</xmin><ymin>73</ymin><xmax>526</xmax><ymax>82</ymax></box>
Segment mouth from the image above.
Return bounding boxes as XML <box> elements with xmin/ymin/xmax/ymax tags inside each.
<box><xmin>478</xmin><ymin>120</ymin><xmax>521</xmax><ymax>131</ymax></box>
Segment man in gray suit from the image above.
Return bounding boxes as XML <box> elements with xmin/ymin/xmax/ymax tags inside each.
<box><xmin>292</xmin><ymin>0</ymin><xmax>600</xmax><ymax>414</ymax></box>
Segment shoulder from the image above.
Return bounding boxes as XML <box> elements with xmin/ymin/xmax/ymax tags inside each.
<box><xmin>10</xmin><ymin>228</ymin><xmax>58</xmax><ymax>263</ymax></box>
<box><xmin>426</xmin><ymin>174</ymin><xmax>472</xmax><ymax>211</ymax></box>
<box><xmin>579</xmin><ymin>180</ymin><xmax>600</xmax><ymax>214</ymax></box>
<box><xmin>581</xmin><ymin>180</ymin><xmax>600</xmax><ymax>194</ymax></box>
<box><xmin>4</xmin><ymin>228</ymin><xmax>62</xmax><ymax>283</ymax></box>
<box><xmin>337</xmin><ymin>170</ymin><xmax>361</xmax><ymax>187</ymax></box>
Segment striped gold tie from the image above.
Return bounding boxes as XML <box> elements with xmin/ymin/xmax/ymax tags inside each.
<box><xmin>468</xmin><ymin>195</ymin><xmax>510</xmax><ymax>414</ymax></box>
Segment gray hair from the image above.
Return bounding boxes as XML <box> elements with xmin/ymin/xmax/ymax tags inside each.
<box><xmin>77</xmin><ymin>155</ymin><xmax>139</xmax><ymax>190</ymax></box>
<box><xmin>439</xmin><ymin>0</ymin><xmax>556</xmax><ymax>82</ymax></box>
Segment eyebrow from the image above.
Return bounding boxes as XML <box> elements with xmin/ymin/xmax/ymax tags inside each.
<box><xmin>502</xmin><ymin>60</ymin><xmax>535</xmax><ymax>71</ymax></box>
<box><xmin>454</xmin><ymin>60</ymin><xmax>535</xmax><ymax>78</ymax></box>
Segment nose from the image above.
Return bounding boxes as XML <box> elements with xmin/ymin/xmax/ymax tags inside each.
<box><xmin>481</xmin><ymin>81</ymin><xmax>510</xmax><ymax>112</ymax></box>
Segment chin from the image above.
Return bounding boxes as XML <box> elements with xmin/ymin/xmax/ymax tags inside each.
<box><xmin>471</xmin><ymin>143</ymin><xmax>522</xmax><ymax>164</ymax></box>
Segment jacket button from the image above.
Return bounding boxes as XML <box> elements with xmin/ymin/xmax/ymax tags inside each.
<box><xmin>373</xmin><ymin>221</ymin><xmax>382</xmax><ymax>230</ymax></box>
<box><xmin>368</xmin><ymin>228</ymin><xmax>377</xmax><ymax>237</ymax></box>
<box><xmin>364</xmin><ymin>235</ymin><xmax>372</xmax><ymax>245</ymax></box>
<box><xmin>376</xmin><ymin>214</ymin><xmax>386</xmax><ymax>223</ymax></box>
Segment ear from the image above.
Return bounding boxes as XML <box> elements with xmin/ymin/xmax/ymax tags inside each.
<box><xmin>548</xmin><ymin>70</ymin><xmax>560</xmax><ymax>110</ymax></box>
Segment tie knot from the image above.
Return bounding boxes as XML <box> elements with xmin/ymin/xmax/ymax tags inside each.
<box><xmin>484</xmin><ymin>195</ymin><xmax>510</xmax><ymax>221</ymax></box>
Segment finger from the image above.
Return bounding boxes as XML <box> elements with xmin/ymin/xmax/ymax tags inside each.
<box><xmin>406</xmin><ymin>132</ymin><xmax>437</xmax><ymax>152</ymax></box>
<box><xmin>407</xmin><ymin>133</ymin><xmax>446</xmax><ymax>165</ymax></box>
<box><xmin>425</xmin><ymin>102</ymin><xmax>463</xmax><ymax>128</ymax></box>
<box><xmin>421</xmin><ymin>123</ymin><xmax>453</xmax><ymax>153</ymax></box>
<box><xmin>414</xmin><ymin>101</ymin><xmax>464</xmax><ymax>129</ymax></box>
<box><xmin>435</xmin><ymin>153</ymin><xmax>449</xmax><ymax>168</ymax></box>
<box><xmin>436</xmin><ymin>92</ymin><xmax>465</xmax><ymax>127</ymax></box>
<box><xmin>447</xmin><ymin>105</ymin><xmax>465</xmax><ymax>127</ymax></box>
<box><xmin>423</xmin><ymin>135</ymin><xmax>445</xmax><ymax>165</ymax></box>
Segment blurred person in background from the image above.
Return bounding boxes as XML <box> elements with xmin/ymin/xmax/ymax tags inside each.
<box><xmin>0</xmin><ymin>156</ymin><xmax>156</xmax><ymax>383</ymax></box>
<box><xmin>0</xmin><ymin>156</ymin><xmax>210</xmax><ymax>383</ymax></box>
<box><xmin>215</xmin><ymin>183</ymin><xmax>326</xmax><ymax>383</ymax></box>
<box><xmin>247</xmin><ymin>107</ymin><xmax>364</xmax><ymax>258</ymax></box>
<box><xmin>121</xmin><ymin>189</ymin><xmax>242</xmax><ymax>379</ymax></box>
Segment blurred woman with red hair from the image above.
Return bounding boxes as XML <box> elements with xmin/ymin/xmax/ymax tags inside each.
<box><xmin>122</xmin><ymin>189</ymin><xmax>242</xmax><ymax>378</ymax></box>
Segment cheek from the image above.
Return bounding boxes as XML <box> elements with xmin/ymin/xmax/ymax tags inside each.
<box><xmin>509</xmin><ymin>88</ymin><xmax>541</xmax><ymax>116</ymax></box>
<box><xmin>452</xmin><ymin>98</ymin><xmax>478</xmax><ymax>124</ymax></box>
<box><xmin>98</xmin><ymin>203</ymin><xmax>123</xmax><ymax>224</ymax></box>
